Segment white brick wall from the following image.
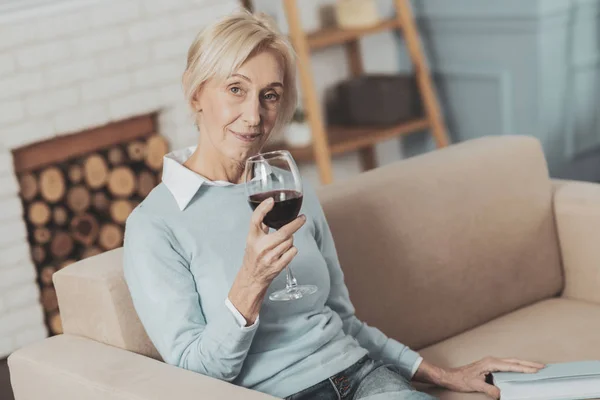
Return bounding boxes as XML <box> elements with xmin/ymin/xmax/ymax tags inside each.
<box><xmin>0</xmin><ymin>0</ymin><xmax>405</xmax><ymax>360</ymax></box>
<box><xmin>0</xmin><ymin>0</ymin><xmax>239</xmax><ymax>359</ymax></box>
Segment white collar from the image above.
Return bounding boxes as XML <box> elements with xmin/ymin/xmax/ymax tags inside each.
<box><xmin>161</xmin><ymin>146</ymin><xmax>236</xmax><ymax>211</ymax></box>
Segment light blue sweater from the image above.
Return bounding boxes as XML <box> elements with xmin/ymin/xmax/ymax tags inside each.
<box><xmin>123</xmin><ymin>173</ymin><xmax>421</xmax><ymax>398</ymax></box>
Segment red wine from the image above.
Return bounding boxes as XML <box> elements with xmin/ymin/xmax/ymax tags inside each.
<box><xmin>248</xmin><ymin>190</ymin><xmax>303</xmax><ymax>229</ymax></box>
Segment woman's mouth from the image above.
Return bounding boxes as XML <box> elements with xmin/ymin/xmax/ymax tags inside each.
<box><xmin>230</xmin><ymin>130</ymin><xmax>261</xmax><ymax>143</ymax></box>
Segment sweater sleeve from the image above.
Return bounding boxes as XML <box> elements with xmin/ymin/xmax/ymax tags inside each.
<box><xmin>123</xmin><ymin>207</ymin><xmax>258</xmax><ymax>382</ymax></box>
<box><xmin>304</xmin><ymin>183</ymin><xmax>422</xmax><ymax>380</ymax></box>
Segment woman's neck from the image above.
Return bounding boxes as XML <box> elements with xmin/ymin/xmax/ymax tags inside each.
<box><xmin>184</xmin><ymin>142</ymin><xmax>245</xmax><ymax>185</ymax></box>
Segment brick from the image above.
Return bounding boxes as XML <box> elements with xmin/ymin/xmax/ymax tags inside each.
<box><xmin>133</xmin><ymin>62</ymin><xmax>182</xmax><ymax>88</ymax></box>
<box><xmin>160</xmin><ymin>83</ymin><xmax>186</xmax><ymax>105</ymax></box>
<box><xmin>0</xmin><ymin>172</ymin><xmax>19</xmax><ymax>197</ymax></box>
<box><xmin>142</xmin><ymin>0</ymin><xmax>189</xmax><ymax>16</ymax></box>
<box><xmin>0</xmin><ymin>219</ymin><xmax>27</xmax><ymax>248</ymax></box>
<box><xmin>108</xmin><ymin>88</ymin><xmax>161</xmax><ymax>121</ymax></box>
<box><xmin>35</xmin><ymin>10</ymin><xmax>88</xmax><ymax>41</ymax></box>
<box><xmin>0</xmin><ymin>336</ymin><xmax>13</xmax><ymax>359</ymax></box>
<box><xmin>0</xmin><ymin>195</ymin><xmax>24</xmax><ymax>223</ymax></box>
<box><xmin>13</xmin><ymin>324</ymin><xmax>48</xmax><ymax>349</ymax></box>
<box><xmin>0</xmin><ymin>241</ymin><xmax>31</xmax><ymax>267</ymax></box>
<box><xmin>0</xmin><ymin>151</ymin><xmax>13</xmax><ymax>174</ymax></box>
<box><xmin>44</xmin><ymin>59</ymin><xmax>98</xmax><ymax>88</ymax></box>
<box><xmin>81</xmin><ymin>74</ymin><xmax>131</xmax><ymax>102</ymax></box>
<box><xmin>0</xmin><ymin>53</ymin><xmax>16</xmax><ymax>77</ymax></box>
<box><xmin>128</xmin><ymin>15</ymin><xmax>176</xmax><ymax>43</ymax></box>
<box><xmin>54</xmin><ymin>104</ymin><xmax>109</xmax><ymax>136</ymax></box>
<box><xmin>25</xmin><ymin>87</ymin><xmax>79</xmax><ymax>118</ymax></box>
<box><xmin>17</xmin><ymin>41</ymin><xmax>70</xmax><ymax>69</ymax></box>
<box><xmin>152</xmin><ymin>35</ymin><xmax>191</xmax><ymax>61</ymax></box>
<box><xmin>1</xmin><ymin>118</ymin><xmax>55</xmax><ymax>149</ymax></box>
<box><xmin>98</xmin><ymin>45</ymin><xmax>150</xmax><ymax>74</ymax></box>
<box><xmin>0</xmin><ymin>72</ymin><xmax>43</xmax><ymax>101</ymax></box>
<box><xmin>175</xmin><ymin>2</ymin><xmax>239</xmax><ymax>31</ymax></box>
<box><xmin>0</xmin><ymin>99</ymin><xmax>24</xmax><ymax>125</ymax></box>
<box><xmin>0</xmin><ymin>23</ymin><xmax>37</xmax><ymax>51</ymax></box>
<box><xmin>0</xmin><ymin>303</ymin><xmax>45</xmax><ymax>337</ymax></box>
<box><xmin>0</xmin><ymin>263</ymin><xmax>36</xmax><ymax>293</ymax></box>
<box><xmin>4</xmin><ymin>282</ymin><xmax>40</xmax><ymax>311</ymax></box>
<box><xmin>91</xmin><ymin>1</ymin><xmax>140</xmax><ymax>28</ymax></box>
<box><xmin>71</xmin><ymin>29</ymin><xmax>126</xmax><ymax>57</ymax></box>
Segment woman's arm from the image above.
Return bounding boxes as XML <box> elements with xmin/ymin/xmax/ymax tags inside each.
<box><xmin>123</xmin><ymin>207</ymin><xmax>258</xmax><ymax>382</ymax></box>
<box><xmin>304</xmin><ymin>183</ymin><xmax>422</xmax><ymax>380</ymax></box>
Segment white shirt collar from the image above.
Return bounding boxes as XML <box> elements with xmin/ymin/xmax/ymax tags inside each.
<box><xmin>161</xmin><ymin>146</ymin><xmax>235</xmax><ymax>211</ymax></box>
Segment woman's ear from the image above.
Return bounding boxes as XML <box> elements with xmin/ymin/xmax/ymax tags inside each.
<box><xmin>190</xmin><ymin>87</ymin><xmax>203</xmax><ymax>112</ymax></box>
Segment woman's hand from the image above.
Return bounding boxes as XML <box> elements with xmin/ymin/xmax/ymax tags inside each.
<box><xmin>441</xmin><ymin>356</ymin><xmax>546</xmax><ymax>399</ymax></box>
<box><xmin>241</xmin><ymin>197</ymin><xmax>306</xmax><ymax>285</ymax></box>
<box><xmin>229</xmin><ymin>198</ymin><xmax>306</xmax><ymax>324</ymax></box>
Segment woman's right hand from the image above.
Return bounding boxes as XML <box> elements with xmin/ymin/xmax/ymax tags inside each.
<box><xmin>242</xmin><ymin>197</ymin><xmax>306</xmax><ymax>287</ymax></box>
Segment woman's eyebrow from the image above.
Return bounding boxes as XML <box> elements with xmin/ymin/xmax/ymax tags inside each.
<box><xmin>231</xmin><ymin>74</ymin><xmax>283</xmax><ymax>88</ymax></box>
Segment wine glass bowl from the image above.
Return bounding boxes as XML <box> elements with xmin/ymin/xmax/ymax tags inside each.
<box><xmin>245</xmin><ymin>150</ymin><xmax>318</xmax><ymax>301</ymax></box>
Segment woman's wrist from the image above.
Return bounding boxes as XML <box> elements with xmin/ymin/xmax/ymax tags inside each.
<box><xmin>228</xmin><ymin>267</ymin><xmax>269</xmax><ymax>326</ymax></box>
<box><xmin>413</xmin><ymin>359</ymin><xmax>452</xmax><ymax>387</ymax></box>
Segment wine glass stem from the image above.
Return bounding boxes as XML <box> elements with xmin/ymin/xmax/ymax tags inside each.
<box><xmin>285</xmin><ymin>266</ymin><xmax>298</xmax><ymax>292</ymax></box>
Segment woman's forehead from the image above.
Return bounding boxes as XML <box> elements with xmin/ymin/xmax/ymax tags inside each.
<box><xmin>234</xmin><ymin>51</ymin><xmax>285</xmax><ymax>84</ymax></box>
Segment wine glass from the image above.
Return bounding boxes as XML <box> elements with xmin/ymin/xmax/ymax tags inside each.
<box><xmin>244</xmin><ymin>150</ymin><xmax>318</xmax><ymax>301</ymax></box>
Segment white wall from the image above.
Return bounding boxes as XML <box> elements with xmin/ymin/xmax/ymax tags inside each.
<box><xmin>0</xmin><ymin>0</ymin><xmax>239</xmax><ymax>358</ymax></box>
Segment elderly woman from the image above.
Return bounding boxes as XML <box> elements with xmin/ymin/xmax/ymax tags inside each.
<box><xmin>123</xmin><ymin>10</ymin><xmax>544</xmax><ymax>400</ymax></box>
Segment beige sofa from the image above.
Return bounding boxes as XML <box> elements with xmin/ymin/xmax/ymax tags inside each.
<box><xmin>8</xmin><ymin>135</ymin><xmax>600</xmax><ymax>399</ymax></box>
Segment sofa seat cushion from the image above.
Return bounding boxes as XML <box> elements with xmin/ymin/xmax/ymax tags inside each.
<box><xmin>416</xmin><ymin>298</ymin><xmax>600</xmax><ymax>399</ymax></box>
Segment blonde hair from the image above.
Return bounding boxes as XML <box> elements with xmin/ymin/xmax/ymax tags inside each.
<box><xmin>182</xmin><ymin>9</ymin><xmax>298</xmax><ymax>136</ymax></box>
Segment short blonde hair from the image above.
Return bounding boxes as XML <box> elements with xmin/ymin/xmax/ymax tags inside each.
<box><xmin>182</xmin><ymin>10</ymin><xmax>298</xmax><ymax>136</ymax></box>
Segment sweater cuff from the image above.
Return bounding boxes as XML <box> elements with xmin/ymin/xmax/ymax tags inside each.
<box><xmin>225</xmin><ymin>297</ymin><xmax>260</xmax><ymax>330</ymax></box>
<box><xmin>203</xmin><ymin>300</ymin><xmax>259</xmax><ymax>353</ymax></box>
<box><xmin>411</xmin><ymin>356</ymin><xmax>424</xmax><ymax>378</ymax></box>
<box><xmin>383</xmin><ymin>340</ymin><xmax>422</xmax><ymax>380</ymax></box>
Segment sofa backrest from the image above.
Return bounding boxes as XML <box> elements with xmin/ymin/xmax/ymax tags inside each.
<box><xmin>316</xmin><ymin>135</ymin><xmax>563</xmax><ymax>349</ymax></box>
<box><xmin>53</xmin><ymin>135</ymin><xmax>564</xmax><ymax>357</ymax></box>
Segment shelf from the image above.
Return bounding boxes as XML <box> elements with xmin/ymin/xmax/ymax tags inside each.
<box><xmin>306</xmin><ymin>19</ymin><xmax>400</xmax><ymax>50</ymax></box>
<box><xmin>266</xmin><ymin>118</ymin><xmax>430</xmax><ymax>163</ymax></box>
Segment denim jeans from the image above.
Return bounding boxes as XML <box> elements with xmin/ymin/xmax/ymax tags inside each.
<box><xmin>285</xmin><ymin>355</ymin><xmax>438</xmax><ymax>400</ymax></box>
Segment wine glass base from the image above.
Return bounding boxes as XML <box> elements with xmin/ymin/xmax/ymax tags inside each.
<box><xmin>269</xmin><ymin>285</ymin><xmax>318</xmax><ymax>301</ymax></box>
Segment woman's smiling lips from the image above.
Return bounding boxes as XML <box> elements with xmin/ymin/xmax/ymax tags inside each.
<box><xmin>230</xmin><ymin>129</ymin><xmax>262</xmax><ymax>143</ymax></box>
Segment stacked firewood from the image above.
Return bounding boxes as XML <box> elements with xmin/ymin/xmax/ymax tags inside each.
<box><xmin>17</xmin><ymin>134</ymin><xmax>168</xmax><ymax>335</ymax></box>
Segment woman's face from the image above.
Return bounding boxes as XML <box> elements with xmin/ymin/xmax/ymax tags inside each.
<box><xmin>194</xmin><ymin>50</ymin><xmax>285</xmax><ymax>163</ymax></box>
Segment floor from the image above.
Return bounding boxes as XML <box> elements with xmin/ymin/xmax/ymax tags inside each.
<box><xmin>0</xmin><ymin>358</ymin><xmax>14</xmax><ymax>400</ymax></box>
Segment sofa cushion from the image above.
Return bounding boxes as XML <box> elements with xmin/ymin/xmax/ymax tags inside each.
<box><xmin>416</xmin><ymin>298</ymin><xmax>600</xmax><ymax>399</ymax></box>
<box><xmin>53</xmin><ymin>248</ymin><xmax>160</xmax><ymax>360</ymax></box>
<box><xmin>317</xmin><ymin>135</ymin><xmax>563</xmax><ymax>350</ymax></box>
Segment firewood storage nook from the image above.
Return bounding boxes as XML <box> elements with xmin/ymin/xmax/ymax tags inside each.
<box><xmin>11</xmin><ymin>114</ymin><xmax>168</xmax><ymax>336</ymax></box>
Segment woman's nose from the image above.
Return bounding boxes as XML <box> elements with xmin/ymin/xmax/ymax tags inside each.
<box><xmin>242</xmin><ymin>97</ymin><xmax>261</xmax><ymax>127</ymax></box>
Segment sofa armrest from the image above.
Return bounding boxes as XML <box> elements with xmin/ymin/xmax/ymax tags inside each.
<box><xmin>8</xmin><ymin>334</ymin><xmax>279</xmax><ymax>400</ymax></box>
<box><xmin>552</xmin><ymin>179</ymin><xmax>600</xmax><ymax>304</ymax></box>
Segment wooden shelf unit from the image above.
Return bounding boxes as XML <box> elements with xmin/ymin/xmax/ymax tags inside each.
<box><xmin>306</xmin><ymin>18</ymin><xmax>400</xmax><ymax>50</ymax></box>
<box><xmin>248</xmin><ymin>0</ymin><xmax>450</xmax><ymax>184</ymax></box>
<box><xmin>267</xmin><ymin>118</ymin><xmax>430</xmax><ymax>163</ymax></box>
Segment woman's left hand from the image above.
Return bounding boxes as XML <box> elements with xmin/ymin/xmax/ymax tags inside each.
<box><xmin>441</xmin><ymin>356</ymin><xmax>546</xmax><ymax>399</ymax></box>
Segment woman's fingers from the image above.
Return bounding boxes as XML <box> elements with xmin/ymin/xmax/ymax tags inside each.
<box><xmin>251</xmin><ymin>198</ymin><xmax>274</xmax><ymax>233</ymax></box>
<box><xmin>471</xmin><ymin>380</ymin><xmax>500</xmax><ymax>399</ymax></box>
<box><xmin>501</xmin><ymin>358</ymin><xmax>546</xmax><ymax>369</ymax></box>
<box><xmin>272</xmin><ymin>246</ymin><xmax>298</xmax><ymax>270</ymax></box>
<box><xmin>262</xmin><ymin>215</ymin><xmax>306</xmax><ymax>250</ymax></box>
<box><xmin>483</xmin><ymin>358</ymin><xmax>541</xmax><ymax>374</ymax></box>
<box><xmin>264</xmin><ymin>237</ymin><xmax>294</xmax><ymax>264</ymax></box>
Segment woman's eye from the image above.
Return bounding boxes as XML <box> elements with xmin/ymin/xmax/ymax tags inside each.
<box><xmin>264</xmin><ymin>92</ymin><xmax>280</xmax><ymax>101</ymax></box>
<box><xmin>229</xmin><ymin>86</ymin><xmax>243</xmax><ymax>95</ymax></box>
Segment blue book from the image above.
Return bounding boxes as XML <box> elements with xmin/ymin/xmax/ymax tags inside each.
<box><xmin>492</xmin><ymin>361</ymin><xmax>600</xmax><ymax>400</ymax></box>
